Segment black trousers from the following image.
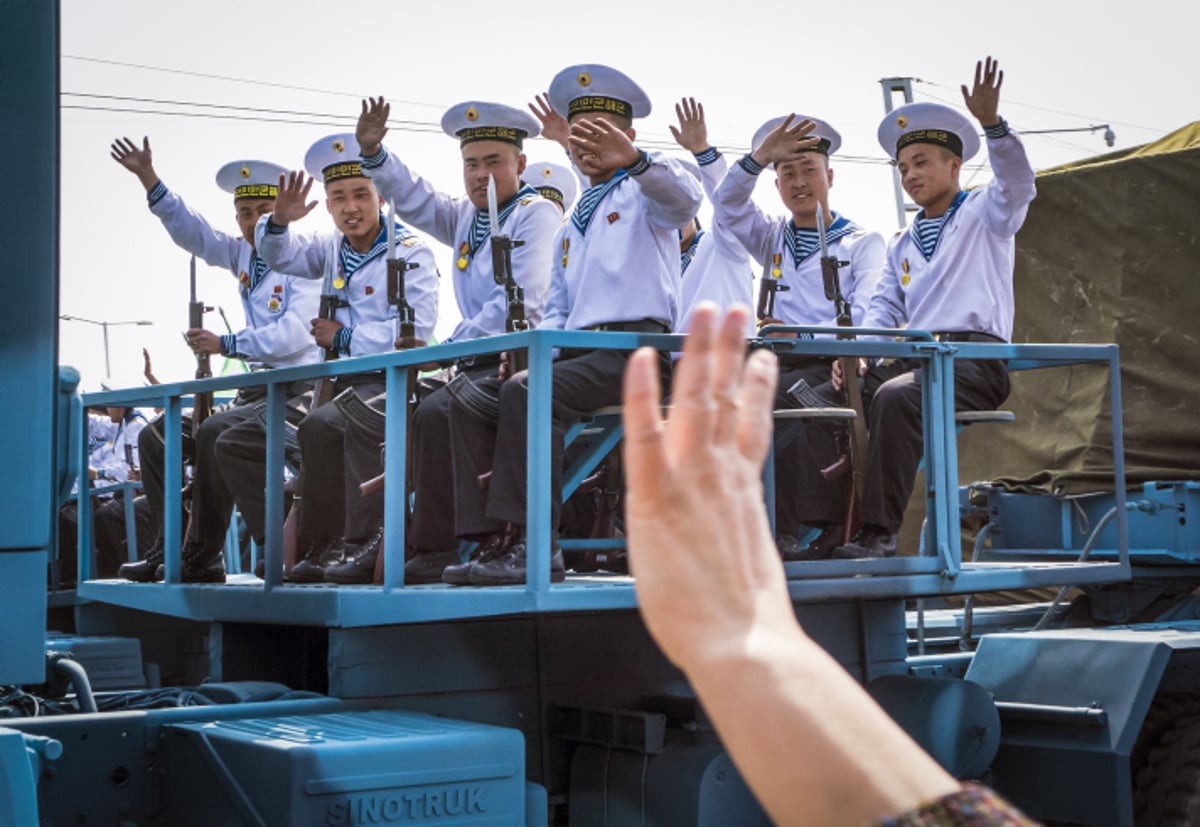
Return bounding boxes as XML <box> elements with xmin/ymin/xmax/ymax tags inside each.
<box><xmin>209</xmin><ymin>382</ymin><xmax>319</xmax><ymax>543</ymax></box>
<box><xmin>408</xmin><ymin>363</ymin><xmax>498</xmax><ymax>552</ymax></box>
<box><xmin>799</xmin><ymin>357</ymin><xmax>1009</xmax><ymax>534</ymax></box>
<box><xmin>93</xmin><ymin>494</ymin><xmax>155</xmax><ymax>577</ymax></box>
<box><xmin>451</xmin><ymin>348</ymin><xmax>670</xmax><ymax>540</ymax></box>
<box><xmin>138</xmin><ymin>410</ymin><xmax>196</xmax><ymax>547</ymax></box>
<box><xmin>772</xmin><ymin>356</ymin><xmax>841</xmax><ymax>536</ymax></box>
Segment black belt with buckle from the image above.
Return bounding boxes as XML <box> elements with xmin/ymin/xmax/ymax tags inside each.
<box><xmin>585</xmin><ymin>319</ymin><xmax>670</xmax><ymax>334</ymax></box>
<box><xmin>933</xmin><ymin>331</ymin><xmax>1005</xmax><ymax>343</ymax></box>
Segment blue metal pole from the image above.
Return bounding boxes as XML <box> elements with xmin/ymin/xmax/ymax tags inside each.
<box><xmin>526</xmin><ymin>333</ymin><xmax>552</xmax><ymax>594</ymax></box>
<box><xmin>383</xmin><ymin>364</ymin><xmax>407</xmax><ymax>589</ymax></box>
<box><xmin>263</xmin><ymin>380</ymin><xmax>285</xmax><ymax>587</ymax></box>
<box><xmin>162</xmin><ymin>395</ymin><xmax>183</xmax><ymax>583</ymax></box>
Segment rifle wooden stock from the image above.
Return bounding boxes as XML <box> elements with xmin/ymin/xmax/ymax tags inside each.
<box><xmin>820</xmin><ymin>252</ymin><xmax>868</xmax><ymax>538</ymax></box>
<box><xmin>312</xmin><ymin>293</ymin><xmax>342</xmax><ymax>410</ymax></box>
<box><xmin>189</xmin><ymin>305</ymin><xmax>213</xmax><ymax>434</ymax></box>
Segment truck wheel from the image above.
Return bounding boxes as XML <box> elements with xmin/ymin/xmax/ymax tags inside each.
<box><xmin>1133</xmin><ymin>713</ymin><xmax>1200</xmax><ymax>826</ymax></box>
<box><xmin>1132</xmin><ymin>693</ymin><xmax>1200</xmax><ymax>775</ymax></box>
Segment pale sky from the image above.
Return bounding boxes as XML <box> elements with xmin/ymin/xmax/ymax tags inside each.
<box><xmin>57</xmin><ymin>0</ymin><xmax>1197</xmax><ymax>388</ymax></box>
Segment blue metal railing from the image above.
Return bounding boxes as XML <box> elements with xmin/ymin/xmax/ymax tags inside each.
<box><xmin>72</xmin><ymin>328</ymin><xmax>1131</xmax><ymax>616</ymax></box>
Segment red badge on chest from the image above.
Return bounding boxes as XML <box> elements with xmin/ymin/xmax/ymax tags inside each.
<box><xmin>607</xmin><ymin>212</ymin><xmax>620</xmax><ymax>224</ymax></box>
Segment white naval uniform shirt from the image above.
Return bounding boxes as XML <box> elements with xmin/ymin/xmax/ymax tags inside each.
<box><xmin>91</xmin><ymin>412</ymin><xmax>147</xmax><ymax>486</ymax></box>
<box><xmin>863</xmin><ymin>131</ymin><xmax>1036</xmax><ymax>342</ymax></box>
<box><xmin>362</xmin><ymin>147</ymin><xmax>559</xmax><ymax>341</ymax></box>
<box><xmin>148</xmin><ymin>186</ymin><xmax>321</xmax><ymax>369</ymax></box>
<box><xmin>541</xmin><ymin>152</ymin><xmax>703</xmax><ymax>331</ymax></box>
<box><xmin>676</xmin><ymin>150</ymin><xmax>757</xmax><ymax>337</ymax></box>
<box><xmin>713</xmin><ymin>163</ymin><xmax>885</xmax><ymax>334</ymax></box>
<box><xmin>254</xmin><ymin>218</ymin><xmax>439</xmax><ymax>355</ymax></box>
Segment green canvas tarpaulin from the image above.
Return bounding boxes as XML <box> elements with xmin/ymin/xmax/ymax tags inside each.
<box><xmin>897</xmin><ymin>123</ymin><xmax>1200</xmax><ymax>556</ymax></box>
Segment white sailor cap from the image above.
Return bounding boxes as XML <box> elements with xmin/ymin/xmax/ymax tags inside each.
<box><xmin>441</xmin><ymin>102</ymin><xmax>540</xmax><ymax>148</ymax></box>
<box><xmin>548</xmin><ymin>64</ymin><xmax>652</xmax><ymax>122</ymax></box>
<box><xmin>524</xmin><ymin>160</ymin><xmax>578</xmax><ymax>213</ymax></box>
<box><xmin>751</xmin><ymin>114</ymin><xmax>842</xmax><ymax>166</ymax></box>
<box><xmin>215</xmin><ymin>160</ymin><xmax>289</xmax><ymax>200</ymax></box>
<box><xmin>304</xmin><ymin>133</ymin><xmax>366</xmax><ymax>183</ymax></box>
<box><xmin>878</xmin><ymin>102</ymin><xmax>979</xmax><ymax>162</ymax></box>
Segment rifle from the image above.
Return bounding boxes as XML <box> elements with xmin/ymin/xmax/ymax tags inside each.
<box><xmin>312</xmin><ymin>250</ymin><xmax>346</xmax><ymax>410</ymax></box>
<box><xmin>488</xmin><ymin>174</ymin><xmax>528</xmax><ymax>374</ymax></box>
<box><xmin>756</xmin><ymin>251</ymin><xmax>789</xmax><ymax>324</ymax></box>
<box><xmin>188</xmin><ymin>255</ymin><xmax>214</xmax><ymax>436</ymax></box>
<box><xmin>816</xmin><ymin>207</ymin><xmax>868</xmax><ymax>542</ymax></box>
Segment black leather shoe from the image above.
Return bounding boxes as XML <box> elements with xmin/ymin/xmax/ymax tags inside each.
<box><xmin>324</xmin><ymin>526</ymin><xmax>384</xmax><ymax>585</ymax></box>
<box><xmin>782</xmin><ymin>524</ymin><xmax>845</xmax><ymax>562</ymax></box>
<box><xmin>119</xmin><ymin>539</ymin><xmax>165</xmax><ymax>583</ymax></box>
<box><xmin>832</xmin><ymin>528</ymin><xmax>897</xmax><ymax>559</ymax></box>
<box><xmin>441</xmin><ymin>535</ymin><xmax>506</xmax><ymax>586</ymax></box>
<box><xmin>155</xmin><ymin>540</ymin><xmax>226</xmax><ymax>583</ymax></box>
<box><xmin>398</xmin><ymin>548</ymin><xmax>459</xmax><ymax>585</ymax></box>
<box><xmin>286</xmin><ymin>538</ymin><xmax>345</xmax><ymax>583</ymax></box>
<box><xmin>467</xmin><ymin>540</ymin><xmax>566</xmax><ymax>586</ymax></box>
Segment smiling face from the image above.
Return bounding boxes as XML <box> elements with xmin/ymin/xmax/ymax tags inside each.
<box><xmin>235</xmin><ymin>197</ymin><xmax>275</xmax><ymax>247</ymax></box>
<box><xmin>774</xmin><ymin>153</ymin><xmax>833</xmax><ymax>227</ymax></box>
<box><xmin>324</xmin><ymin>177</ymin><xmax>383</xmax><ymax>251</ymax></box>
<box><xmin>461</xmin><ymin>140</ymin><xmax>525</xmax><ymax>211</ymax></box>
<box><xmin>896</xmin><ymin>143</ymin><xmax>961</xmax><ymax>214</ymax></box>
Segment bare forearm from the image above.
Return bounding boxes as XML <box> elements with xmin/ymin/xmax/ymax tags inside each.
<box><xmin>685</xmin><ymin>624</ymin><xmax>960</xmax><ymax>826</ymax></box>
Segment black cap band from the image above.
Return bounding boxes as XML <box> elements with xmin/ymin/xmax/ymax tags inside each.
<box><xmin>567</xmin><ymin>96</ymin><xmax>633</xmax><ymax>119</ymax></box>
<box><xmin>896</xmin><ymin>129</ymin><xmax>964</xmax><ymax>158</ymax></box>
<box><xmin>457</xmin><ymin>126</ymin><xmax>527</xmax><ymax>147</ymax></box>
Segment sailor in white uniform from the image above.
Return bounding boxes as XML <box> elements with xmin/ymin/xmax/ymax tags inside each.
<box><xmin>832</xmin><ymin>57</ymin><xmax>1036</xmax><ymax>559</ymax></box>
<box><xmin>217</xmin><ymin>133</ymin><xmax>440</xmax><ymax>581</ymax></box>
<box><xmin>523</xmin><ymin>160</ymin><xmax>578</xmax><ymax>215</ymax></box>
<box><xmin>666</xmin><ymin>97</ymin><xmax>757</xmax><ymax>340</ymax></box>
<box><xmin>108</xmin><ymin>139</ymin><xmax>322</xmax><ymax>582</ymax></box>
<box><xmin>712</xmin><ymin>114</ymin><xmax>885</xmax><ymax>560</ymax></box>
<box><xmin>445</xmin><ymin>63</ymin><xmax>702</xmax><ymax>586</ymax></box>
<box><xmin>324</xmin><ymin>98</ymin><xmax>560</xmax><ymax>584</ymax></box>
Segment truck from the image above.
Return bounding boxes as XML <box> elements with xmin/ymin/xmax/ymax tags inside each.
<box><xmin>4</xmin><ymin>4</ymin><xmax>1200</xmax><ymax>824</ymax></box>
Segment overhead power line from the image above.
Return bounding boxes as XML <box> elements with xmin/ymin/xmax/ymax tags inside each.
<box><xmin>62</xmin><ymin>54</ymin><xmax>445</xmax><ymax>109</ymax></box>
<box><xmin>63</xmin><ymin>92</ymin><xmax>900</xmax><ymax>166</ymax></box>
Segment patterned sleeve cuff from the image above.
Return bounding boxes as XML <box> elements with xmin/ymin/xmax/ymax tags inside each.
<box><xmin>694</xmin><ymin>147</ymin><xmax>720</xmax><ymax>166</ymax></box>
<box><xmin>265</xmin><ymin>218</ymin><xmax>288</xmax><ymax>235</ymax></box>
<box><xmin>625</xmin><ymin>150</ymin><xmax>652</xmax><ymax>176</ymax></box>
<box><xmin>219</xmin><ymin>334</ymin><xmax>238</xmax><ymax>357</ymax></box>
<box><xmin>738</xmin><ymin>154</ymin><xmax>766</xmax><ymax>176</ymax></box>
<box><xmin>147</xmin><ymin>180</ymin><xmax>168</xmax><ymax>207</ymax></box>
<box><xmin>983</xmin><ymin>119</ymin><xmax>1011</xmax><ymax>140</ymax></box>
<box><xmin>361</xmin><ymin>146</ymin><xmax>389</xmax><ymax>170</ymax></box>
<box><xmin>334</xmin><ymin>326</ymin><xmax>354</xmax><ymax>355</ymax></box>
<box><xmin>878</xmin><ymin>783</ymin><xmax>1036</xmax><ymax>827</ymax></box>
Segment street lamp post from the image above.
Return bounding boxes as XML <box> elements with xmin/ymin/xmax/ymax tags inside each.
<box><xmin>58</xmin><ymin>315</ymin><xmax>153</xmax><ymax>378</ymax></box>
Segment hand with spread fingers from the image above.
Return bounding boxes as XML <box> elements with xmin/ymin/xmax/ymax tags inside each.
<box><xmin>529</xmin><ymin>93</ymin><xmax>569</xmax><ymax>152</ymax></box>
<box><xmin>110</xmin><ymin>136</ymin><xmax>160</xmax><ymax>191</ymax></box>
<box><xmin>749</xmin><ymin>115</ymin><xmax>819</xmax><ymax>168</ymax></box>
<box><xmin>623</xmin><ymin>303</ymin><xmax>784</xmax><ymax>669</ymax></box>
<box><xmin>270</xmin><ymin>171</ymin><xmax>318</xmax><ymax>228</ymax></box>
<box><xmin>568</xmin><ymin>117</ymin><xmax>641</xmax><ymax>173</ymax></box>
<box><xmin>622</xmin><ymin>303</ymin><xmax>971</xmax><ymax>826</ymax></box>
<box><xmin>962</xmin><ymin>56</ymin><xmax>1004</xmax><ymax>127</ymax></box>
<box><xmin>669</xmin><ymin>97</ymin><xmax>709</xmax><ymax>154</ymax></box>
<box><xmin>357</xmin><ymin>96</ymin><xmax>391</xmax><ymax>158</ymax></box>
